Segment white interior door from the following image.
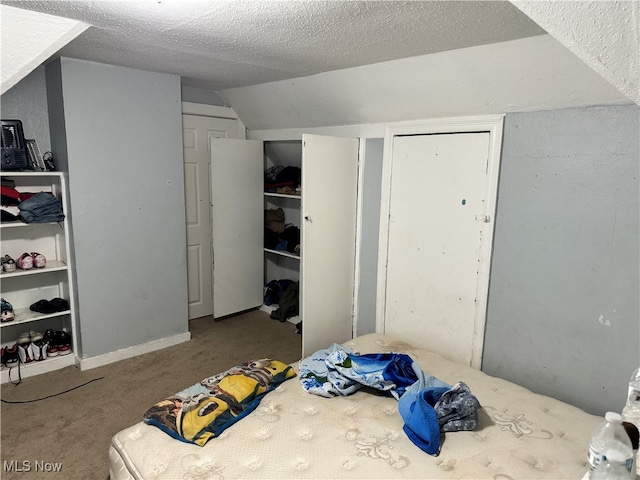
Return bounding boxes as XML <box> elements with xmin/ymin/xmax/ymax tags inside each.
<box><xmin>210</xmin><ymin>138</ymin><xmax>264</xmax><ymax>318</ymax></box>
<box><xmin>183</xmin><ymin>114</ymin><xmax>240</xmax><ymax>320</ymax></box>
<box><xmin>301</xmin><ymin>134</ymin><xmax>359</xmax><ymax>357</ymax></box>
<box><xmin>383</xmin><ymin>132</ymin><xmax>492</xmax><ymax>366</ymax></box>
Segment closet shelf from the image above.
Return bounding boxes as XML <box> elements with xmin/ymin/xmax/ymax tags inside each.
<box><xmin>264</xmin><ymin>192</ymin><xmax>301</xmax><ymax>200</ymax></box>
<box><xmin>263</xmin><ymin>248</ymin><xmax>300</xmax><ymax>260</ymax></box>
<box><xmin>0</xmin><ymin>261</ymin><xmax>68</xmax><ymax>278</ymax></box>
<box><xmin>1</xmin><ymin>307</ymin><xmax>71</xmax><ymax>329</ymax></box>
<box><xmin>1</xmin><ymin>221</ymin><xmax>62</xmax><ymax>229</ymax></box>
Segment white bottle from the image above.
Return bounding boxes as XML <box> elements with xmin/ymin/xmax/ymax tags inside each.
<box><xmin>622</xmin><ymin>367</ymin><xmax>640</xmax><ymax>430</ymax></box>
<box><xmin>588</xmin><ymin>412</ymin><xmax>634</xmax><ymax>473</ymax></box>
<box><xmin>591</xmin><ymin>449</ymin><xmax>634</xmax><ymax>480</ymax></box>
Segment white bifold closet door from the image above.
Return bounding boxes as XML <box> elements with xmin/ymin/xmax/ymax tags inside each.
<box><xmin>383</xmin><ymin>132</ymin><xmax>492</xmax><ymax>366</ymax></box>
<box><xmin>210</xmin><ymin>138</ymin><xmax>264</xmax><ymax>318</ymax></box>
<box><xmin>301</xmin><ymin>134</ymin><xmax>359</xmax><ymax>357</ymax></box>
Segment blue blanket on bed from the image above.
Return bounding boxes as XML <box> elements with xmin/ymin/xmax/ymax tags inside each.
<box><xmin>299</xmin><ymin>344</ymin><xmax>480</xmax><ymax>455</ymax></box>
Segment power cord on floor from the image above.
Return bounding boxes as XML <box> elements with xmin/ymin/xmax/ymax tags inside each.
<box><xmin>1</xmin><ymin>376</ymin><xmax>104</xmax><ymax>403</ymax></box>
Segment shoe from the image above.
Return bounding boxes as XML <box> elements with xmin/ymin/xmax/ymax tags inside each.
<box><xmin>16</xmin><ymin>252</ymin><xmax>33</xmax><ymax>270</ymax></box>
<box><xmin>2</xmin><ymin>255</ymin><xmax>16</xmax><ymax>273</ymax></box>
<box><xmin>1</xmin><ymin>298</ymin><xmax>15</xmax><ymax>322</ymax></box>
<box><xmin>44</xmin><ymin>329</ymin><xmax>58</xmax><ymax>357</ymax></box>
<box><xmin>30</xmin><ymin>252</ymin><xmax>46</xmax><ymax>268</ymax></box>
<box><xmin>1</xmin><ymin>344</ymin><xmax>19</xmax><ymax>368</ymax></box>
<box><xmin>49</xmin><ymin>298</ymin><xmax>69</xmax><ymax>312</ymax></box>
<box><xmin>56</xmin><ymin>330</ymin><xmax>72</xmax><ymax>356</ymax></box>
<box><xmin>29</xmin><ymin>298</ymin><xmax>70</xmax><ymax>314</ymax></box>
<box><xmin>17</xmin><ymin>342</ymin><xmax>34</xmax><ymax>364</ymax></box>
<box><xmin>30</xmin><ymin>340</ymin><xmax>48</xmax><ymax>361</ymax></box>
<box><xmin>18</xmin><ymin>330</ymin><xmax>43</xmax><ymax>344</ymax></box>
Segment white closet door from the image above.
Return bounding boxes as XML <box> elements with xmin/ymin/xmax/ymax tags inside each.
<box><xmin>183</xmin><ymin>115</ymin><xmax>241</xmax><ymax>320</ymax></box>
<box><xmin>301</xmin><ymin>134</ymin><xmax>359</xmax><ymax>357</ymax></box>
<box><xmin>384</xmin><ymin>132</ymin><xmax>491</xmax><ymax>366</ymax></box>
<box><xmin>210</xmin><ymin>138</ymin><xmax>264</xmax><ymax>318</ymax></box>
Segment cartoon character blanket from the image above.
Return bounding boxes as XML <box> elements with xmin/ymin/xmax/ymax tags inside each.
<box><xmin>143</xmin><ymin>359</ymin><xmax>296</xmax><ymax>446</ymax></box>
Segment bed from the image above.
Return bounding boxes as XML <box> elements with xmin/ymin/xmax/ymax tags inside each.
<box><xmin>109</xmin><ymin>333</ymin><xmax>602</xmax><ymax>479</ymax></box>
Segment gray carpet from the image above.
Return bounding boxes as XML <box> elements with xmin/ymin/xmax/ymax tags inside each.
<box><xmin>0</xmin><ymin>310</ymin><xmax>302</xmax><ymax>480</ymax></box>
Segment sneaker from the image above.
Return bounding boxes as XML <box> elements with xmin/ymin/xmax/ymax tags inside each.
<box><xmin>1</xmin><ymin>344</ymin><xmax>19</xmax><ymax>368</ymax></box>
<box><xmin>16</xmin><ymin>252</ymin><xmax>33</xmax><ymax>270</ymax></box>
<box><xmin>56</xmin><ymin>331</ymin><xmax>72</xmax><ymax>356</ymax></box>
<box><xmin>30</xmin><ymin>252</ymin><xmax>46</xmax><ymax>268</ymax></box>
<box><xmin>1</xmin><ymin>298</ymin><xmax>15</xmax><ymax>322</ymax></box>
<box><xmin>29</xmin><ymin>340</ymin><xmax>48</xmax><ymax>361</ymax></box>
<box><xmin>44</xmin><ymin>329</ymin><xmax>58</xmax><ymax>357</ymax></box>
<box><xmin>17</xmin><ymin>342</ymin><xmax>34</xmax><ymax>364</ymax></box>
<box><xmin>2</xmin><ymin>255</ymin><xmax>16</xmax><ymax>273</ymax></box>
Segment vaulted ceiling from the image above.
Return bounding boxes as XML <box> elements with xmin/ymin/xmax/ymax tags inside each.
<box><xmin>2</xmin><ymin>1</ymin><xmax>546</xmax><ymax>91</ymax></box>
<box><xmin>1</xmin><ymin>1</ymin><xmax>637</xmax><ymax>130</ymax></box>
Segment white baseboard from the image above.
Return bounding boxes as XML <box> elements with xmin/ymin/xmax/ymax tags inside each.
<box><xmin>78</xmin><ymin>331</ymin><xmax>191</xmax><ymax>371</ymax></box>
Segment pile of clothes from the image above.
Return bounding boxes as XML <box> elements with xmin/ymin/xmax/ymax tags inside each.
<box><xmin>264</xmin><ymin>166</ymin><xmax>301</xmax><ymax>194</ymax></box>
<box><xmin>264</xmin><ymin>207</ymin><xmax>300</xmax><ymax>254</ymax></box>
<box><xmin>299</xmin><ymin>343</ymin><xmax>481</xmax><ymax>456</ymax></box>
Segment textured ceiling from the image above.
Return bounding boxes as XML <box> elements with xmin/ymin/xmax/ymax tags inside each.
<box><xmin>2</xmin><ymin>0</ymin><xmax>546</xmax><ymax>90</ymax></box>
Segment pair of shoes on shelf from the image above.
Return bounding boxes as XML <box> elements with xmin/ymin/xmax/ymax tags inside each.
<box><xmin>1</xmin><ymin>298</ymin><xmax>15</xmax><ymax>322</ymax></box>
<box><xmin>29</xmin><ymin>298</ymin><xmax>69</xmax><ymax>314</ymax></box>
<box><xmin>17</xmin><ymin>331</ymin><xmax>46</xmax><ymax>363</ymax></box>
<box><xmin>16</xmin><ymin>252</ymin><xmax>46</xmax><ymax>270</ymax></box>
<box><xmin>1</xmin><ymin>255</ymin><xmax>16</xmax><ymax>273</ymax></box>
<box><xmin>43</xmin><ymin>329</ymin><xmax>71</xmax><ymax>357</ymax></box>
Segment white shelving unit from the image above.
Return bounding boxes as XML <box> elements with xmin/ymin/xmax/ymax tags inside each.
<box><xmin>1</xmin><ymin>172</ymin><xmax>78</xmax><ymax>383</ymax></box>
<box><xmin>262</xmin><ymin>142</ymin><xmax>302</xmax><ymax>325</ymax></box>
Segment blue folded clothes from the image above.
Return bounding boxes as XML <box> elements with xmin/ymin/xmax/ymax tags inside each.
<box><xmin>300</xmin><ymin>346</ymin><xmax>481</xmax><ymax>456</ymax></box>
<box><xmin>19</xmin><ymin>192</ymin><xmax>65</xmax><ymax>223</ymax></box>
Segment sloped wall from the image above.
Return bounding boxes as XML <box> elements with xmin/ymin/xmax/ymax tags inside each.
<box><xmin>483</xmin><ymin>104</ymin><xmax>640</xmax><ymax>415</ymax></box>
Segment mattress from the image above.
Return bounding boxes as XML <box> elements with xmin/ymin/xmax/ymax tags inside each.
<box><xmin>109</xmin><ymin>333</ymin><xmax>601</xmax><ymax>479</ymax></box>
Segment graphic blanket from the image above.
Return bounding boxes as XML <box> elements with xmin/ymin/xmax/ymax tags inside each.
<box><xmin>299</xmin><ymin>344</ymin><xmax>481</xmax><ymax>455</ymax></box>
<box><xmin>143</xmin><ymin>359</ymin><xmax>295</xmax><ymax>446</ymax></box>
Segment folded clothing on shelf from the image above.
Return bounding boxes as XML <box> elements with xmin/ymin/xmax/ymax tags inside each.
<box><xmin>18</xmin><ymin>192</ymin><xmax>65</xmax><ymax>223</ymax></box>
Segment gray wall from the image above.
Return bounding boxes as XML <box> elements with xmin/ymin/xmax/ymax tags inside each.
<box><xmin>483</xmin><ymin>104</ymin><xmax>640</xmax><ymax>415</ymax></box>
<box><xmin>46</xmin><ymin>58</ymin><xmax>189</xmax><ymax>358</ymax></box>
<box><xmin>1</xmin><ymin>65</ymin><xmax>51</xmax><ymax>153</ymax></box>
<box><xmin>357</xmin><ymin>138</ymin><xmax>384</xmax><ymax>335</ymax></box>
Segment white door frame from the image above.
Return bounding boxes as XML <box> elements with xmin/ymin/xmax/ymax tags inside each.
<box><xmin>376</xmin><ymin>114</ymin><xmax>504</xmax><ymax>368</ymax></box>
